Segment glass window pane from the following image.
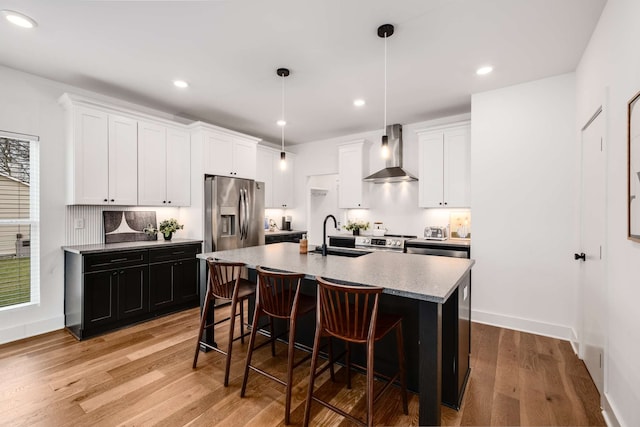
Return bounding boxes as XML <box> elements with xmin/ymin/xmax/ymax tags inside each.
<box><xmin>0</xmin><ymin>137</ymin><xmax>31</xmax><ymax>220</ymax></box>
<box><xmin>0</xmin><ymin>224</ymin><xmax>31</xmax><ymax>307</ymax></box>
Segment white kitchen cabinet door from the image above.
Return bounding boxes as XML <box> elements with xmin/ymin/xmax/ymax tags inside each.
<box><xmin>204</xmin><ymin>132</ymin><xmax>234</xmax><ymax>176</ymax></box>
<box><xmin>256</xmin><ymin>146</ymin><xmax>274</xmax><ymax>207</ymax></box>
<box><xmin>166</xmin><ymin>128</ymin><xmax>191</xmax><ymax>206</ymax></box>
<box><xmin>72</xmin><ymin>106</ymin><xmax>109</xmax><ymax>205</ymax></box>
<box><xmin>233</xmin><ymin>137</ymin><xmax>257</xmax><ymax>180</ymax></box>
<box><xmin>272</xmin><ymin>153</ymin><xmax>294</xmax><ymax>208</ymax></box>
<box><xmin>108</xmin><ymin>114</ymin><xmax>138</xmax><ymax>205</ymax></box>
<box><xmin>138</xmin><ymin>121</ymin><xmax>168</xmax><ymax>206</ymax></box>
<box><xmin>418</xmin><ymin>133</ymin><xmax>445</xmax><ymax>208</ymax></box>
<box><xmin>443</xmin><ymin>127</ymin><xmax>470</xmax><ymax>207</ymax></box>
<box><xmin>417</xmin><ymin>122</ymin><xmax>470</xmax><ymax>208</ymax></box>
<box><xmin>338</xmin><ymin>142</ymin><xmax>368</xmax><ymax>208</ymax></box>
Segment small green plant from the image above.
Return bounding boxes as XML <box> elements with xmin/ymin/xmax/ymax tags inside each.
<box><xmin>343</xmin><ymin>220</ymin><xmax>370</xmax><ymax>232</ymax></box>
<box><xmin>144</xmin><ymin>218</ymin><xmax>184</xmax><ymax>238</ymax></box>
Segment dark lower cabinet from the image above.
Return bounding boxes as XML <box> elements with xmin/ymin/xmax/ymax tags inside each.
<box><xmin>64</xmin><ymin>243</ymin><xmax>200</xmax><ymax>340</ymax></box>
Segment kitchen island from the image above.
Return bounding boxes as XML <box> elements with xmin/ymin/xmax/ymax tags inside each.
<box><xmin>197</xmin><ymin>242</ymin><xmax>474</xmax><ymax>426</ymax></box>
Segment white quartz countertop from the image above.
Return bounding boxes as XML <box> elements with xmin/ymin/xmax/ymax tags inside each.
<box><xmin>62</xmin><ymin>238</ymin><xmax>202</xmax><ymax>254</ymax></box>
<box><xmin>198</xmin><ymin>242</ymin><xmax>474</xmax><ymax>303</ymax></box>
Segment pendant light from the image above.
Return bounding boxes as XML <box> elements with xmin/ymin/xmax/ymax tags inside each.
<box><xmin>277</xmin><ymin>67</ymin><xmax>290</xmax><ymax>170</ymax></box>
<box><xmin>378</xmin><ymin>24</ymin><xmax>394</xmax><ymax>159</ymax></box>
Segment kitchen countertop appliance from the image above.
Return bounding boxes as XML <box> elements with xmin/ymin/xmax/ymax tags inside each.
<box><xmin>424</xmin><ymin>226</ymin><xmax>448</xmax><ymax>241</ymax></box>
<box><xmin>354</xmin><ymin>234</ymin><xmax>416</xmax><ymax>251</ymax></box>
<box><xmin>204</xmin><ymin>175</ymin><xmax>265</xmax><ymax>252</ymax></box>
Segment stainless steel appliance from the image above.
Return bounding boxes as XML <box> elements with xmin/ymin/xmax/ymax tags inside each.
<box><xmin>204</xmin><ymin>175</ymin><xmax>265</xmax><ymax>252</ymax></box>
<box><xmin>354</xmin><ymin>234</ymin><xmax>415</xmax><ymax>252</ymax></box>
<box><xmin>424</xmin><ymin>226</ymin><xmax>448</xmax><ymax>241</ymax></box>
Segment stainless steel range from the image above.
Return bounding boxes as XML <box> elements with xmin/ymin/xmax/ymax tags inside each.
<box><xmin>355</xmin><ymin>234</ymin><xmax>416</xmax><ymax>251</ymax></box>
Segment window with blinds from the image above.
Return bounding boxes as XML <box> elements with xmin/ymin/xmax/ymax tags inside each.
<box><xmin>0</xmin><ymin>133</ymin><xmax>39</xmax><ymax>309</ymax></box>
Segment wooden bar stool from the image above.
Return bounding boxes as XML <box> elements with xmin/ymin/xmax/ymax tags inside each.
<box><xmin>241</xmin><ymin>266</ymin><xmax>322</xmax><ymax>425</ymax></box>
<box><xmin>193</xmin><ymin>259</ymin><xmax>256</xmax><ymax>387</ymax></box>
<box><xmin>303</xmin><ymin>277</ymin><xmax>408</xmax><ymax>427</ymax></box>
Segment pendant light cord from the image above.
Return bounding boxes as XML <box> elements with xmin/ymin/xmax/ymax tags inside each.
<box><xmin>281</xmin><ymin>74</ymin><xmax>285</xmax><ymax>152</ymax></box>
<box><xmin>384</xmin><ymin>31</ymin><xmax>387</xmax><ymax>132</ymax></box>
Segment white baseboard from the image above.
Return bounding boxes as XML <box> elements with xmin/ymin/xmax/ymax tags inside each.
<box><xmin>602</xmin><ymin>392</ymin><xmax>624</xmax><ymax>427</ymax></box>
<box><xmin>0</xmin><ymin>316</ymin><xmax>64</xmax><ymax>345</ymax></box>
<box><xmin>472</xmin><ymin>309</ymin><xmax>578</xmax><ymax>343</ymax></box>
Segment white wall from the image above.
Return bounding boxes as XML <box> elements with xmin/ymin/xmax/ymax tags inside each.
<box><xmin>0</xmin><ymin>66</ymin><xmax>68</xmax><ymax>343</ymax></box>
<box><xmin>470</xmin><ymin>73</ymin><xmax>578</xmax><ymax>340</ymax></box>
<box><xmin>576</xmin><ymin>0</ymin><xmax>640</xmax><ymax>425</ymax></box>
<box><xmin>289</xmin><ymin>114</ymin><xmax>472</xmax><ymax>239</ymax></box>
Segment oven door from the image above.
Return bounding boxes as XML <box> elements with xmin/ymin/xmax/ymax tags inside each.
<box><xmin>405</xmin><ymin>246</ymin><xmax>468</xmax><ymax>258</ymax></box>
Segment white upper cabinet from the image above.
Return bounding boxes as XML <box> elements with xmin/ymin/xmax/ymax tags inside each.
<box><xmin>202</xmin><ymin>130</ymin><xmax>258</xmax><ymax>180</ymax></box>
<box><xmin>138</xmin><ymin>121</ymin><xmax>190</xmax><ymax>206</ymax></box>
<box><xmin>165</xmin><ymin>128</ymin><xmax>191</xmax><ymax>206</ymax></box>
<box><xmin>256</xmin><ymin>146</ymin><xmax>295</xmax><ymax>208</ymax></box>
<box><xmin>338</xmin><ymin>140</ymin><xmax>369</xmax><ymax>208</ymax></box>
<box><xmin>62</xmin><ymin>100</ymin><xmax>138</xmax><ymax>205</ymax></box>
<box><xmin>417</xmin><ymin>122</ymin><xmax>470</xmax><ymax>208</ymax></box>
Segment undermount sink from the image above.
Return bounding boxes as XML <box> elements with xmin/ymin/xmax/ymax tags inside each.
<box><xmin>310</xmin><ymin>247</ymin><xmax>371</xmax><ymax>258</ymax></box>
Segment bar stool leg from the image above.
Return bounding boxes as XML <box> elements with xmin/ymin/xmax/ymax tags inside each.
<box><xmin>327</xmin><ymin>337</ymin><xmax>335</xmax><ymax>382</ymax></box>
<box><xmin>239</xmin><ymin>298</ymin><xmax>245</xmax><ymax>344</ymax></box>
<box><xmin>396</xmin><ymin>322</ymin><xmax>409</xmax><ymax>414</ymax></box>
<box><xmin>269</xmin><ymin>317</ymin><xmax>276</xmax><ymax>357</ymax></box>
<box><xmin>303</xmin><ymin>327</ymin><xmax>323</xmax><ymax>427</ymax></box>
<box><xmin>366</xmin><ymin>340</ymin><xmax>375</xmax><ymax>427</ymax></box>
<box><xmin>223</xmin><ymin>294</ymin><xmax>238</xmax><ymax>387</ymax></box>
<box><xmin>241</xmin><ymin>304</ymin><xmax>262</xmax><ymax>397</ymax></box>
<box><xmin>284</xmin><ymin>315</ymin><xmax>298</xmax><ymax>425</ymax></box>
<box><xmin>346</xmin><ymin>342</ymin><xmax>352</xmax><ymax>389</ymax></box>
<box><xmin>193</xmin><ymin>285</ymin><xmax>212</xmax><ymax>369</ymax></box>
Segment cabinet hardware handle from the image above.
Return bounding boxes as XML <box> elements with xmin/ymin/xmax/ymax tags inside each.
<box><xmin>168</xmin><ymin>201</ymin><xmax>171</xmax><ymax>204</ymax></box>
<box><xmin>172</xmin><ymin>251</ymin><xmax>185</xmax><ymax>255</ymax></box>
<box><xmin>112</xmin><ymin>271</ymin><xmax>118</xmax><ymax>276</ymax></box>
<box><xmin>104</xmin><ymin>198</ymin><xmax>108</xmax><ymax>202</ymax></box>
<box><xmin>110</xmin><ymin>199</ymin><xmax>114</xmax><ymax>202</ymax></box>
<box><xmin>120</xmin><ymin>271</ymin><xmax>124</xmax><ymax>274</ymax></box>
<box><xmin>444</xmin><ymin>202</ymin><xmax>448</xmax><ymax>205</ymax></box>
<box><xmin>111</xmin><ymin>258</ymin><xmax>128</xmax><ymax>263</ymax></box>
<box><xmin>574</xmin><ymin>252</ymin><xmax>586</xmax><ymax>261</ymax></box>
<box><xmin>163</xmin><ymin>200</ymin><xmax>166</xmax><ymax>204</ymax></box>
<box><xmin>439</xmin><ymin>202</ymin><xmax>443</xmax><ymax>205</ymax></box>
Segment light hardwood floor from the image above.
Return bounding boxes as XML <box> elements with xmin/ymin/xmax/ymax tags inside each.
<box><xmin>0</xmin><ymin>307</ymin><xmax>605</xmax><ymax>426</ymax></box>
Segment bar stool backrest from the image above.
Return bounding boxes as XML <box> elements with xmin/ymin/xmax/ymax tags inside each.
<box><xmin>256</xmin><ymin>266</ymin><xmax>306</xmax><ymax>320</ymax></box>
<box><xmin>208</xmin><ymin>259</ymin><xmax>246</xmax><ymax>300</ymax></box>
<box><xmin>316</xmin><ymin>277</ymin><xmax>384</xmax><ymax>344</ymax></box>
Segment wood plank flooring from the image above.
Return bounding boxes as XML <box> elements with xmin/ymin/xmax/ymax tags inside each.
<box><xmin>0</xmin><ymin>307</ymin><xmax>605</xmax><ymax>426</ymax></box>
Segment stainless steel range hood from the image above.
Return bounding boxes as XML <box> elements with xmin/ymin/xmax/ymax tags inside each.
<box><xmin>364</xmin><ymin>124</ymin><xmax>418</xmax><ymax>183</ymax></box>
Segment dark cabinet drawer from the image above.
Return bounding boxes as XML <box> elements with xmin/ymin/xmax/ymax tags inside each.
<box><xmin>149</xmin><ymin>244</ymin><xmax>200</xmax><ymax>263</ymax></box>
<box><xmin>84</xmin><ymin>250</ymin><xmax>148</xmax><ymax>273</ymax></box>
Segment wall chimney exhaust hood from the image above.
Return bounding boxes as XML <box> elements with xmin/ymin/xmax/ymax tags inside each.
<box><xmin>364</xmin><ymin>124</ymin><xmax>418</xmax><ymax>183</ymax></box>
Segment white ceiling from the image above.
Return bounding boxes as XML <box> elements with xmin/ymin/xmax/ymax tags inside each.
<box><xmin>0</xmin><ymin>0</ymin><xmax>606</xmax><ymax>145</ymax></box>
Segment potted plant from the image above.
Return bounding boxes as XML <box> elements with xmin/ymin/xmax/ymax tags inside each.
<box><xmin>343</xmin><ymin>220</ymin><xmax>370</xmax><ymax>236</ymax></box>
<box><xmin>144</xmin><ymin>218</ymin><xmax>184</xmax><ymax>241</ymax></box>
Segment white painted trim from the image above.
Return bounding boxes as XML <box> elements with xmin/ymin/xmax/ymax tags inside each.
<box><xmin>0</xmin><ymin>315</ymin><xmax>64</xmax><ymax>345</ymax></box>
<box><xmin>602</xmin><ymin>392</ymin><xmax>623</xmax><ymax>427</ymax></box>
<box><xmin>415</xmin><ymin>120</ymin><xmax>471</xmax><ymax>135</ymax></box>
<box><xmin>472</xmin><ymin>308</ymin><xmax>577</xmax><ymax>342</ymax></box>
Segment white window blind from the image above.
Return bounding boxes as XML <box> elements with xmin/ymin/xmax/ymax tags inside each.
<box><xmin>0</xmin><ymin>131</ymin><xmax>39</xmax><ymax>309</ymax></box>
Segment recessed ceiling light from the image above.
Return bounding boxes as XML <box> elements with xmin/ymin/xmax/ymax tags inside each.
<box><xmin>476</xmin><ymin>66</ymin><xmax>493</xmax><ymax>76</ymax></box>
<box><xmin>276</xmin><ymin>119</ymin><xmax>286</xmax><ymax>127</ymax></box>
<box><xmin>2</xmin><ymin>10</ymin><xmax>37</xmax><ymax>28</ymax></box>
<box><xmin>353</xmin><ymin>99</ymin><xmax>366</xmax><ymax>107</ymax></box>
<box><xmin>173</xmin><ymin>80</ymin><xmax>189</xmax><ymax>88</ymax></box>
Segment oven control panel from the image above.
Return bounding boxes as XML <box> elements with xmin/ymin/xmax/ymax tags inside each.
<box><xmin>355</xmin><ymin>236</ymin><xmax>405</xmax><ymax>249</ymax></box>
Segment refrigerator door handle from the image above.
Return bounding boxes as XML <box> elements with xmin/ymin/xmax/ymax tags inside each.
<box><xmin>240</xmin><ymin>188</ymin><xmax>248</xmax><ymax>240</ymax></box>
<box><xmin>239</xmin><ymin>188</ymin><xmax>245</xmax><ymax>240</ymax></box>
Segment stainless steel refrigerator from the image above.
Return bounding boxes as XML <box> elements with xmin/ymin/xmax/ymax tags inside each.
<box><xmin>204</xmin><ymin>175</ymin><xmax>265</xmax><ymax>253</ymax></box>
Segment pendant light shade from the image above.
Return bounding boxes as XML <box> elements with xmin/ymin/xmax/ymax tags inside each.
<box><xmin>277</xmin><ymin>67</ymin><xmax>290</xmax><ymax>170</ymax></box>
<box><xmin>378</xmin><ymin>24</ymin><xmax>394</xmax><ymax>159</ymax></box>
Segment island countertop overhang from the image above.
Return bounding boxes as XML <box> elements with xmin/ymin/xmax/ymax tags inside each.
<box><xmin>197</xmin><ymin>242</ymin><xmax>474</xmax><ymax>303</ymax></box>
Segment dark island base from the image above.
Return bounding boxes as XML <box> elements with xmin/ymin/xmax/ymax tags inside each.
<box><xmin>201</xmin><ymin>270</ymin><xmax>471</xmax><ymax>412</ymax></box>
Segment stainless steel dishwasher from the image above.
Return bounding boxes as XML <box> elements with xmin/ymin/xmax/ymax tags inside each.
<box><xmin>405</xmin><ymin>245</ymin><xmax>469</xmax><ymax>258</ymax></box>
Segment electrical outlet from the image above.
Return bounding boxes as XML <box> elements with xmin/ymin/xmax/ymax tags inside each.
<box><xmin>74</xmin><ymin>218</ymin><xmax>84</xmax><ymax>229</ymax></box>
